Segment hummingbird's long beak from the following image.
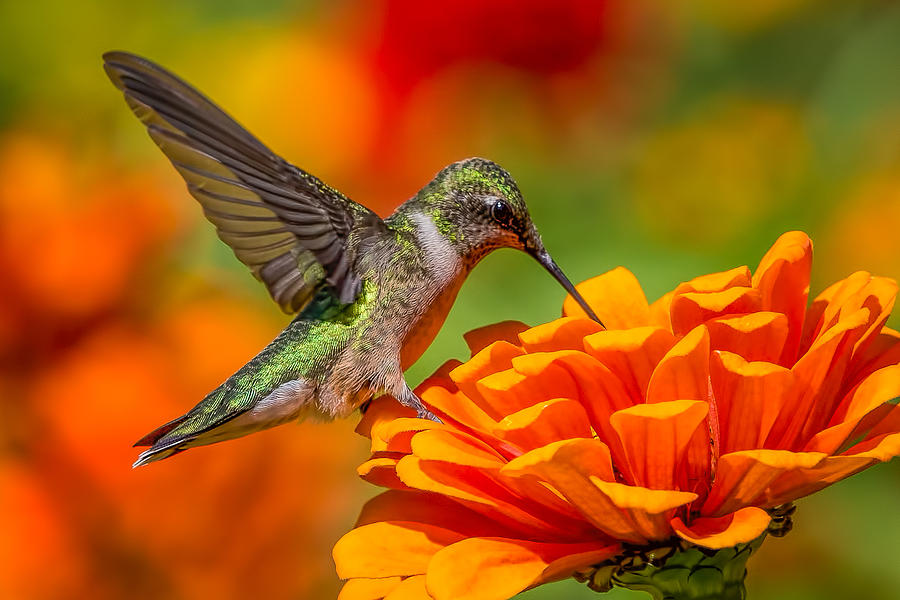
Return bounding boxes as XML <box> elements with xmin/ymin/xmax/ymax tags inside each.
<box><xmin>529</xmin><ymin>248</ymin><xmax>605</xmax><ymax>327</ymax></box>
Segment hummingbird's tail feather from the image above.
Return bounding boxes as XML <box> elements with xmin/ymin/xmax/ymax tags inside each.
<box><xmin>134</xmin><ymin>414</ymin><xmax>189</xmax><ymax>447</ymax></box>
<box><xmin>132</xmin><ymin>364</ymin><xmax>316</xmax><ymax>467</ymax></box>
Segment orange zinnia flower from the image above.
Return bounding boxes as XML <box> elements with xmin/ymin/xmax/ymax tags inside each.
<box><xmin>334</xmin><ymin>232</ymin><xmax>900</xmax><ymax>600</ymax></box>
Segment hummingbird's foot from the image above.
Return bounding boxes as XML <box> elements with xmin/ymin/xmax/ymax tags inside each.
<box><xmin>417</xmin><ymin>407</ymin><xmax>442</xmax><ymax>423</ymax></box>
<box><xmin>396</xmin><ymin>383</ymin><xmax>443</xmax><ymax>423</ymax></box>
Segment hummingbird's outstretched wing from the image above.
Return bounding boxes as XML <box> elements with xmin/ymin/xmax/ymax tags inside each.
<box><xmin>103</xmin><ymin>51</ymin><xmax>384</xmax><ymax>312</ymax></box>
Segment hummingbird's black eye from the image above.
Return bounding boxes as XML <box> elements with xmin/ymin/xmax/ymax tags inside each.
<box><xmin>490</xmin><ymin>199</ymin><xmax>515</xmax><ymax>229</ymax></box>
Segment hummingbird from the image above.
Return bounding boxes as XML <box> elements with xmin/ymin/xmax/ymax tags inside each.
<box><xmin>103</xmin><ymin>51</ymin><xmax>602</xmax><ymax>467</ymax></box>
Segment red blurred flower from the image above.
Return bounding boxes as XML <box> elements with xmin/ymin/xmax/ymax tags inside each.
<box><xmin>335</xmin><ymin>232</ymin><xmax>900</xmax><ymax>600</ymax></box>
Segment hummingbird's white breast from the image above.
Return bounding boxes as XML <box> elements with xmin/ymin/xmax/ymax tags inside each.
<box><xmin>398</xmin><ymin>211</ymin><xmax>468</xmax><ymax>369</ymax></box>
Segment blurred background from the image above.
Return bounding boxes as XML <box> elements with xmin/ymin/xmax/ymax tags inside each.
<box><xmin>1</xmin><ymin>1</ymin><xmax>898</xmax><ymax>598</ymax></box>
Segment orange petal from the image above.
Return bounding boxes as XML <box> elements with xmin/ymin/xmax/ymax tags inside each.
<box><xmin>450</xmin><ymin>341</ymin><xmax>524</xmax><ymax>415</ymax></box>
<box><xmin>359</xmin><ymin>456</ymin><xmax>409</xmax><ymax>490</ymax></box>
<box><xmin>702</xmin><ymin>449</ymin><xmax>825</xmax><ymax>516</ymax></box>
<box><xmin>339</xmin><ymin>577</ymin><xmax>403</xmax><ymax>600</ymax></box>
<box><xmin>384</xmin><ymin>575</ymin><xmax>431</xmax><ymax>600</ymax></box>
<box><xmin>706</xmin><ymin>312</ymin><xmax>789</xmax><ymax>364</ymax></box>
<box><xmin>500</xmin><ymin>438</ymin><xmax>623</xmax><ymax>532</ymax></box>
<box><xmin>463</xmin><ymin>321</ymin><xmax>528</xmax><ymax>355</ymax></box>
<box><xmin>372</xmin><ymin>417</ymin><xmax>446</xmax><ymax>454</ymax></box>
<box><xmin>752</xmin><ymin>231</ymin><xmax>812</xmax><ymax>365</ymax></box>
<box><xmin>356</xmin><ymin>490</ymin><xmax>507</xmax><ymax>537</ymax></box>
<box><xmin>801</xmin><ymin>272</ymin><xmax>898</xmax><ymax>365</ymax></box>
<box><xmin>420</xmin><ymin>381</ymin><xmax>498</xmax><ymax>436</ymax></box>
<box><xmin>671</xmin><ymin>507</ymin><xmax>770</xmax><ymax>549</ymax></box>
<box><xmin>358</xmin><ymin>397</ymin><xmax>416</xmax><ymax>442</ymax></box>
<box><xmin>805</xmin><ymin>364</ymin><xmax>900</xmax><ymax>454</ymax></box>
<box><xmin>540</xmin><ymin>546</ymin><xmax>624</xmax><ymax>585</ymax></box>
<box><xmin>710</xmin><ymin>351</ymin><xmax>794</xmax><ymax>453</ymax></box>
<box><xmin>646</xmin><ymin>325</ymin><xmax>711</xmax><ymax>405</ymax></box>
<box><xmin>584</xmin><ymin>327</ymin><xmax>676</xmax><ymax>402</ymax></box>
<box><xmin>517</xmin><ymin>317</ymin><xmax>603</xmax><ymax>353</ymax></box>
<box><xmin>850</xmin><ymin>327</ymin><xmax>900</xmax><ymax>385</ymax></box>
<box><xmin>761</xmin><ymin>453</ymin><xmax>878</xmax><ymax>507</ymax></box>
<box><xmin>333</xmin><ymin>522</ymin><xmax>464</xmax><ymax>578</ymax></box>
<box><xmin>493</xmin><ymin>398</ymin><xmax>593</xmax><ymax>451</ymax></box>
<box><xmin>563</xmin><ymin>267</ymin><xmax>651</xmax><ymax>329</ymax></box>
<box><xmin>610</xmin><ymin>400</ymin><xmax>709</xmax><ymax>490</ymax></box>
<box><xmin>501</xmin><ymin>437</ymin><xmax>696</xmax><ymax>542</ymax></box>
<box><xmin>396</xmin><ymin>457</ymin><xmax>584</xmax><ymax>537</ymax></box>
<box><xmin>670</xmin><ymin>287</ymin><xmax>762</xmax><ymax>337</ymax></box>
<box><xmin>510</xmin><ymin>351</ymin><xmax>582</xmax><ymax>400</ymax></box>
<box><xmin>474</xmin><ymin>369</ymin><xmax>555</xmax><ymax>420</ymax></box>
<box><xmin>531</xmin><ymin>351</ymin><xmax>633</xmax><ymax>465</ymax></box>
<box><xmin>426</xmin><ymin>538</ymin><xmax>617</xmax><ymax>600</ymax></box>
<box><xmin>410</xmin><ymin>429</ymin><xmax>505</xmax><ymax>469</ymax></box>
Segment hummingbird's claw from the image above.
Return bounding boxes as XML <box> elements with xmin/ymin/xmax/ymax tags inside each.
<box><xmin>396</xmin><ymin>383</ymin><xmax>443</xmax><ymax>423</ymax></box>
<box><xmin>417</xmin><ymin>408</ymin><xmax>443</xmax><ymax>423</ymax></box>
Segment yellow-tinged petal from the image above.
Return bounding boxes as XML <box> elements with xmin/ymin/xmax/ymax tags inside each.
<box><xmin>339</xmin><ymin>577</ymin><xmax>403</xmax><ymax>600</ymax></box>
<box><xmin>752</xmin><ymin>231</ymin><xmax>812</xmax><ymax>364</ymax></box>
<box><xmin>426</xmin><ymin>538</ymin><xmax>617</xmax><ymax>600</ymax></box>
<box><xmin>372</xmin><ymin>417</ymin><xmax>446</xmax><ymax>454</ymax></box>
<box><xmin>706</xmin><ymin>312</ymin><xmax>789</xmax><ymax>364</ymax></box>
<box><xmin>676</xmin><ymin>266</ymin><xmax>752</xmax><ymax>294</ymax></box>
<box><xmin>334</xmin><ymin>522</ymin><xmax>464</xmax><ymax>578</ymax></box>
<box><xmin>410</xmin><ymin>430</ymin><xmax>505</xmax><ymax>469</ymax></box>
<box><xmin>493</xmin><ymin>398</ymin><xmax>592</xmax><ymax>451</ymax></box>
<box><xmin>801</xmin><ymin>272</ymin><xmax>898</xmax><ymax>364</ymax></box>
<box><xmin>584</xmin><ymin>327</ymin><xmax>676</xmax><ymax>401</ymax></box>
<box><xmin>671</xmin><ymin>507</ymin><xmax>770</xmax><ymax>549</ymax></box>
<box><xmin>670</xmin><ymin>287</ymin><xmax>762</xmax><ymax>337</ymax></box>
<box><xmin>518</xmin><ymin>317</ymin><xmax>603</xmax><ymax>353</ymax></box>
<box><xmin>842</xmin><ymin>431</ymin><xmax>900</xmax><ymax>461</ymax></box>
<box><xmin>384</xmin><ymin>575</ymin><xmax>431</xmax><ymax>600</ymax></box>
<box><xmin>450</xmin><ymin>341</ymin><xmax>524</xmax><ymax>401</ymax></box>
<box><xmin>590</xmin><ymin>477</ymin><xmax>697</xmax><ymax>541</ymax></box>
<box><xmin>563</xmin><ymin>267</ymin><xmax>651</xmax><ymax>329</ymax></box>
<box><xmin>610</xmin><ymin>400</ymin><xmax>709</xmax><ymax>490</ymax></box>
<box><xmin>464</xmin><ymin>321</ymin><xmax>528</xmax><ymax>355</ymax></box>
<box><xmin>450</xmin><ymin>342</ymin><xmax>525</xmax><ymax>418</ymax></box>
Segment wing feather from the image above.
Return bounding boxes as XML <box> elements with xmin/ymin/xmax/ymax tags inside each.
<box><xmin>104</xmin><ymin>51</ymin><xmax>384</xmax><ymax>311</ymax></box>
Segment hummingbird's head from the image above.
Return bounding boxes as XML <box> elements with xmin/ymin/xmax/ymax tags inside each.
<box><xmin>419</xmin><ymin>157</ymin><xmax>539</xmax><ymax>257</ymax></box>
<box><xmin>415</xmin><ymin>157</ymin><xmax>603</xmax><ymax>324</ymax></box>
